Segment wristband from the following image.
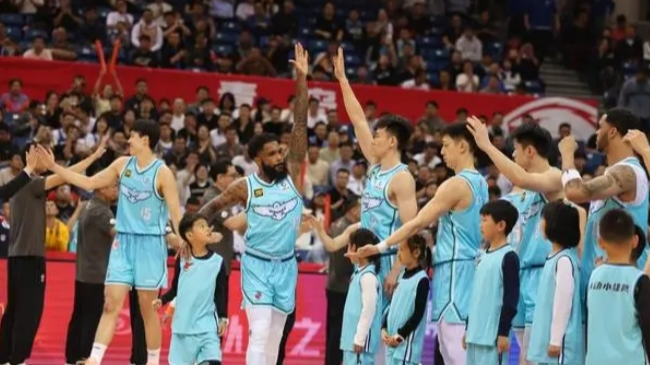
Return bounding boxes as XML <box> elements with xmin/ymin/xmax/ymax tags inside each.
<box><xmin>376</xmin><ymin>241</ymin><xmax>389</xmax><ymax>253</ymax></box>
<box><xmin>561</xmin><ymin>169</ymin><xmax>582</xmax><ymax>188</ymax></box>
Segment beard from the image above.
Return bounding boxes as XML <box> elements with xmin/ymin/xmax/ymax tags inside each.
<box><xmin>261</xmin><ymin>161</ymin><xmax>288</xmax><ymax>182</ymax></box>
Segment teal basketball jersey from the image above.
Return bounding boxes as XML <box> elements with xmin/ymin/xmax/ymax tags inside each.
<box><xmin>386</xmin><ymin>269</ymin><xmax>428</xmax><ymax>364</ymax></box>
<box><xmin>244</xmin><ymin>174</ymin><xmax>303</xmax><ymax>257</ymax></box>
<box><xmin>466</xmin><ymin>245</ymin><xmax>516</xmax><ymax>346</ymax></box>
<box><xmin>116</xmin><ymin>156</ymin><xmax>168</xmax><ymax>235</ymax></box>
<box><xmin>172</xmin><ymin>251</ymin><xmax>223</xmax><ymax>334</ymax></box>
<box><xmin>341</xmin><ymin>263</ymin><xmax>383</xmax><ymax>354</ymax></box>
<box><xmin>583</xmin><ymin>157</ymin><xmax>649</xmax><ymax>284</ymax></box>
<box><xmin>528</xmin><ymin>249</ymin><xmax>584</xmax><ymax>365</ymax></box>
<box><xmin>586</xmin><ymin>264</ymin><xmax>646</xmax><ymax>365</ymax></box>
<box><xmin>360</xmin><ymin>163</ymin><xmax>409</xmax><ymax>276</ymax></box>
<box><xmin>518</xmin><ymin>191</ymin><xmax>552</xmax><ymax>269</ymax></box>
<box><xmin>435</xmin><ymin>169</ymin><xmax>489</xmax><ymax>264</ymax></box>
<box><xmin>500</xmin><ymin>191</ymin><xmax>527</xmax><ymax>250</ymax></box>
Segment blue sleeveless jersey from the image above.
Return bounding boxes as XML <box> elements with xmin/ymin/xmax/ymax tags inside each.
<box><xmin>386</xmin><ymin>269</ymin><xmax>428</xmax><ymax>364</ymax></box>
<box><xmin>435</xmin><ymin>169</ymin><xmax>489</xmax><ymax>264</ymax></box>
<box><xmin>466</xmin><ymin>245</ymin><xmax>516</xmax><ymax>345</ymax></box>
<box><xmin>586</xmin><ymin>264</ymin><xmax>645</xmax><ymax>365</ymax></box>
<box><xmin>244</xmin><ymin>174</ymin><xmax>303</xmax><ymax>257</ymax></box>
<box><xmin>528</xmin><ymin>249</ymin><xmax>584</xmax><ymax>365</ymax></box>
<box><xmin>500</xmin><ymin>191</ymin><xmax>526</xmax><ymax>250</ymax></box>
<box><xmin>360</xmin><ymin>163</ymin><xmax>408</xmax><ymax>277</ymax></box>
<box><xmin>172</xmin><ymin>252</ymin><xmax>223</xmax><ymax>334</ymax></box>
<box><xmin>518</xmin><ymin>190</ymin><xmax>552</xmax><ymax>269</ymax></box>
<box><xmin>116</xmin><ymin>157</ymin><xmax>168</xmax><ymax>235</ymax></box>
<box><xmin>583</xmin><ymin>157</ymin><xmax>649</xmax><ymax>284</ymax></box>
<box><xmin>341</xmin><ymin>263</ymin><xmax>383</xmax><ymax>354</ymax></box>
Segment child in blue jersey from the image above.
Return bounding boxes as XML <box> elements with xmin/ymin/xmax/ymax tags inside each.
<box><xmin>464</xmin><ymin>200</ymin><xmax>520</xmax><ymax>365</ymax></box>
<box><xmin>342</xmin><ymin>228</ymin><xmax>384</xmax><ymax>365</ymax></box>
<box><xmin>382</xmin><ymin>234</ymin><xmax>431</xmax><ymax>365</ymax></box>
<box><xmin>163</xmin><ymin>213</ymin><xmax>228</xmax><ymax>365</ymax></box>
<box><xmin>586</xmin><ymin>209</ymin><xmax>650</xmax><ymax>365</ymax></box>
<box><xmin>528</xmin><ymin>201</ymin><xmax>584</xmax><ymax>365</ymax></box>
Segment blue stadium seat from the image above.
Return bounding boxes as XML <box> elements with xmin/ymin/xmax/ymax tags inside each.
<box><xmin>623</xmin><ymin>62</ymin><xmax>638</xmax><ymax>75</ymax></box>
<box><xmin>434</xmin><ymin>48</ymin><xmax>450</xmax><ymax>59</ymax></box>
<box><xmin>426</xmin><ymin>62</ymin><xmax>438</xmax><ymax>73</ymax></box>
<box><xmin>5</xmin><ymin>27</ymin><xmax>22</xmax><ymax>42</ymax></box>
<box><xmin>435</xmin><ymin>59</ymin><xmax>449</xmax><ymax>70</ymax></box>
<box><xmin>487</xmin><ymin>42</ymin><xmax>504</xmax><ymax>59</ymax></box>
<box><xmin>214</xmin><ymin>32</ymin><xmax>239</xmax><ymax>45</ymax></box>
<box><xmin>96</xmin><ymin>6</ymin><xmax>112</xmax><ymax>18</ymax></box>
<box><xmin>77</xmin><ymin>45</ymin><xmax>98</xmax><ymax>57</ymax></box>
<box><xmin>24</xmin><ymin>28</ymin><xmax>48</xmax><ymax>41</ymax></box>
<box><xmin>344</xmin><ymin>53</ymin><xmax>361</xmax><ymax>68</ymax></box>
<box><xmin>213</xmin><ymin>44</ymin><xmax>234</xmax><ymax>56</ymax></box>
<box><xmin>298</xmin><ymin>27</ymin><xmax>311</xmax><ymax>37</ymax></box>
<box><xmin>524</xmin><ymin>80</ymin><xmax>544</xmax><ymax>94</ymax></box>
<box><xmin>428</xmin><ymin>72</ymin><xmax>439</xmax><ymax>85</ymax></box>
<box><xmin>417</xmin><ymin>36</ymin><xmax>442</xmax><ymax>49</ymax></box>
<box><xmin>346</xmin><ymin>67</ymin><xmax>356</xmax><ymax>77</ymax></box>
<box><xmin>222</xmin><ymin>21</ymin><xmax>241</xmax><ymax>32</ymax></box>
<box><xmin>339</xmin><ymin>41</ymin><xmax>353</xmax><ymax>50</ymax></box>
<box><xmin>297</xmin><ymin>17</ymin><xmax>316</xmax><ymax>28</ymax></box>
<box><xmin>308</xmin><ymin>39</ymin><xmax>327</xmax><ymax>53</ymax></box>
<box><xmin>259</xmin><ymin>36</ymin><xmax>270</xmax><ymax>47</ymax></box>
<box><xmin>0</xmin><ymin>14</ymin><xmax>24</xmax><ymax>27</ymax></box>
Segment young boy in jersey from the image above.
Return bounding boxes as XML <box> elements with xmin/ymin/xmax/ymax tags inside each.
<box><xmin>527</xmin><ymin>201</ymin><xmax>584</xmax><ymax>365</ymax></box>
<box><xmin>341</xmin><ymin>228</ymin><xmax>383</xmax><ymax>365</ymax></box>
<box><xmin>165</xmin><ymin>213</ymin><xmax>228</xmax><ymax>365</ymax></box>
<box><xmin>463</xmin><ymin>200</ymin><xmax>520</xmax><ymax>365</ymax></box>
<box><xmin>586</xmin><ymin>209</ymin><xmax>650</xmax><ymax>365</ymax></box>
<box><xmin>382</xmin><ymin>235</ymin><xmax>431</xmax><ymax>365</ymax></box>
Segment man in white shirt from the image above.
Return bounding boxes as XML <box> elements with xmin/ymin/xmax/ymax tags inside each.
<box><xmin>23</xmin><ymin>36</ymin><xmax>52</xmax><ymax>61</ymax></box>
<box><xmin>170</xmin><ymin>98</ymin><xmax>186</xmax><ymax>131</ymax></box>
<box><xmin>307</xmin><ymin>97</ymin><xmax>327</xmax><ymax>129</ymax></box>
<box><xmin>235</xmin><ymin>0</ymin><xmax>255</xmax><ymax>21</ymax></box>
<box><xmin>455</xmin><ymin>27</ymin><xmax>482</xmax><ymax>62</ymax></box>
<box><xmin>400</xmin><ymin>69</ymin><xmax>430</xmax><ymax>90</ymax></box>
<box><xmin>131</xmin><ymin>8</ymin><xmax>163</xmax><ymax>52</ymax></box>
<box><xmin>106</xmin><ymin>0</ymin><xmax>134</xmax><ymax>30</ymax></box>
<box><xmin>14</xmin><ymin>0</ymin><xmax>43</xmax><ymax>14</ymax></box>
<box><xmin>146</xmin><ymin>0</ymin><xmax>172</xmax><ymax>26</ymax></box>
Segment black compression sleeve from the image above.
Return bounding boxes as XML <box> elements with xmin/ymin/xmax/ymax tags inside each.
<box><xmin>215</xmin><ymin>261</ymin><xmax>228</xmax><ymax>318</ymax></box>
<box><xmin>160</xmin><ymin>256</ymin><xmax>180</xmax><ymax>305</ymax></box>
<box><xmin>397</xmin><ymin>277</ymin><xmax>430</xmax><ymax>338</ymax></box>
<box><xmin>634</xmin><ymin>274</ymin><xmax>650</xmax><ymax>359</ymax></box>
<box><xmin>498</xmin><ymin>251</ymin><xmax>520</xmax><ymax>337</ymax></box>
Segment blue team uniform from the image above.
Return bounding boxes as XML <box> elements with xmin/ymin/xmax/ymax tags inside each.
<box><xmin>466</xmin><ymin>245</ymin><xmax>518</xmax><ymax>365</ymax></box>
<box><xmin>582</xmin><ymin>158</ymin><xmax>649</xmax><ymax>291</ymax></box>
<box><xmin>241</xmin><ymin>174</ymin><xmax>303</xmax><ymax>314</ymax></box>
<box><xmin>433</xmin><ymin>169</ymin><xmax>488</xmax><ymax>324</ymax></box>
<box><xmin>169</xmin><ymin>252</ymin><xmax>223</xmax><ymax>365</ymax></box>
<box><xmin>106</xmin><ymin>157</ymin><xmax>169</xmax><ymax>289</ymax></box>
<box><xmin>586</xmin><ymin>264</ymin><xmax>646</xmax><ymax>365</ymax></box>
<box><xmin>500</xmin><ymin>191</ymin><xmax>527</xmax><ymax>329</ymax></box>
<box><xmin>528</xmin><ymin>249</ymin><xmax>584</xmax><ymax>365</ymax></box>
<box><xmin>341</xmin><ymin>263</ymin><xmax>383</xmax><ymax>365</ymax></box>
<box><xmin>518</xmin><ymin>190</ymin><xmax>552</xmax><ymax>326</ymax></box>
<box><xmin>385</xmin><ymin>269</ymin><xmax>428</xmax><ymax>365</ymax></box>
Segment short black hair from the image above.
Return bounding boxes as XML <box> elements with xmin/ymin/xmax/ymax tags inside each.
<box><xmin>633</xmin><ymin>225</ymin><xmax>647</xmax><ymax>262</ymax></box>
<box><xmin>599</xmin><ymin>209</ymin><xmax>636</xmax><ymax>244</ymax></box>
<box><xmin>349</xmin><ymin>228</ymin><xmax>381</xmax><ymax>273</ymax></box>
<box><xmin>479</xmin><ymin>200</ymin><xmax>519</xmax><ymax>236</ymax></box>
<box><xmin>604</xmin><ymin>108</ymin><xmax>640</xmax><ymax>136</ymax></box>
<box><xmin>178</xmin><ymin>213</ymin><xmax>208</xmax><ymax>242</ymax></box>
<box><xmin>374</xmin><ymin>115</ymin><xmax>413</xmax><ymax>151</ymax></box>
<box><xmin>336</xmin><ymin>168</ymin><xmax>350</xmax><ymax>176</ymax></box>
<box><xmin>210</xmin><ymin>159</ymin><xmax>233</xmax><ymax>181</ymax></box>
<box><xmin>542</xmin><ymin>201</ymin><xmax>580</xmax><ymax>248</ymax></box>
<box><xmin>186</xmin><ymin>196</ymin><xmax>201</xmax><ymax>206</ymax></box>
<box><xmin>248</xmin><ymin>133</ymin><xmax>279</xmax><ymax>158</ymax></box>
<box><xmin>441</xmin><ymin>122</ymin><xmax>477</xmax><ymax>153</ymax></box>
<box><xmin>131</xmin><ymin>119</ymin><xmax>160</xmax><ymax>149</ymax></box>
<box><xmin>510</xmin><ymin>122</ymin><xmax>553</xmax><ymax>158</ymax></box>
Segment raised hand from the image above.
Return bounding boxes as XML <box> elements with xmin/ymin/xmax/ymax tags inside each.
<box><xmin>558</xmin><ymin>135</ymin><xmax>578</xmax><ymax>156</ymax></box>
<box><xmin>209</xmin><ymin>230</ymin><xmax>223</xmax><ymax>243</ymax></box>
<box><xmin>35</xmin><ymin>144</ymin><xmax>56</xmax><ymax>170</ymax></box>
<box><xmin>624</xmin><ymin>129</ymin><xmax>650</xmax><ymax>154</ymax></box>
<box><xmin>289</xmin><ymin>42</ymin><xmax>309</xmax><ymax>77</ymax></box>
<box><xmin>92</xmin><ymin>134</ymin><xmax>110</xmax><ymax>159</ymax></box>
<box><xmin>465</xmin><ymin>115</ymin><xmax>492</xmax><ymax>151</ymax></box>
<box><xmin>24</xmin><ymin>144</ymin><xmax>37</xmax><ymax>174</ymax></box>
<box><xmin>332</xmin><ymin>47</ymin><xmax>347</xmax><ymax>81</ymax></box>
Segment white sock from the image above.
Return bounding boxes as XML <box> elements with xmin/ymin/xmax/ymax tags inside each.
<box><xmin>147</xmin><ymin>348</ymin><xmax>161</xmax><ymax>365</ymax></box>
<box><xmin>89</xmin><ymin>343</ymin><xmax>107</xmax><ymax>364</ymax></box>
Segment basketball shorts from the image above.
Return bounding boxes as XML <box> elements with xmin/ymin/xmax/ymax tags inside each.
<box><xmin>520</xmin><ymin>266</ymin><xmax>543</xmax><ymax>325</ymax></box>
<box><xmin>466</xmin><ymin>344</ymin><xmax>509</xmax><ymax>365</ymax></box>
<box><xmin>343</xmin><ymin>351</ymin><xmax>374</xmax><ymax>365</ymax></box>
<box><xmin>169</xmin><ymin>331</ymin><xmax>221</xmax><ymax>365</ymax></box>
<box><xmin>240</xmin><ymin>249</ymin><xmax>298</xmax><ymax>314</ymax></box>
<box><xmin>385</xmin><ymin>346</ymin><xmax>420</xmax><ymax>365</ymax></box>
<box><xmin>105</xmin><ymin>233</ymin><xmax>168</xmax><ymax>290</ymax></box>
<box><xmin>432</xmin><ymin>259</ymin><xmax>475</xmax><ymax>323</ymax></box>
<box><xmin>379</xmin><ymin>250</ymin><xmax>398</xmax><ymax>310</ymax></box>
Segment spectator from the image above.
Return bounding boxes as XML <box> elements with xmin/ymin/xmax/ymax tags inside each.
<box><xmin>79</xmin><ymin>7</ymin><xmax>106</xmax><ymax>44</ymax></box>
<box><xmin>148</xmin><ymin>0</ymin><xmax>173</xmax><ymax>26</ymax></box>
<box><xmin>456</xmin><ymin>27</ymin><xmax>482</xmax><ymax>62</ymax></box>
<box><xmin>160</xmin><ymin>32</ymin><xmax>186</xmax><ymax>69</ymax></box>
<box><xmin>314</xmin><ymin>2</ymin><xmax>343</xmax><ymax>42</ymax></box>
<box><xmin>407</xmin><ymin>3</ymin><xmax>431</xmax><ymax>36</ymax></box>
<box><xmin>210</xmin><ymin>0</ymin><xmax>234</xmax><ymax>20</ymax></box>
<box><xmin>50</xmin><ymin>28</ymin><xmax>77</xmax><ymax>61</ymax></box>
<box><xmin>215</xmin><ymin>125</ymin><xmax>244</xmax><ymax>160</ymax></box>
<box><xmin>15</xmin><ymin>0</ymin><xmax>43</xmax><ymax>14</ymax></box>
<box><xmin>0</xmin><ymin>79</ymin><xmax>29</xmax><ymax>113</ymax></box>
<box><xmin>0</xmin><ymin>151</ymin><xmax>24</xmax><ymax>186</ymax></box>
<box><xmin>247</xmin><ymin>1</ymin><xmax>271</xmax><ymax>36</ymax></box>
<box><xmin>328</xmin><ymin>168</ymin><xmax>354</xmax><ymax>219</ymax></box>
<box><xmin>442</xmin><ymin>14</ymin><xmax>463</xmax><ymax>49</ymax></box>
<box><xmin>615</xmin><ymin>25</ymin><xmax>643</xmax><ymax>66</ymax></box>
<box><xmin>235</xmin><ymin>0</ymin><xmax>255</xmax><ymax>21</ymax></box>
<box><xmin>481</xmin><ymin>75</ymin><xmax>504</xmax><ymax>94</ymax></box>
<box><xmin>106</xmin><ymin>0</ymin><xmax>134</xmax><ymax>31</ymax></box>
<box><xmin>45</xmin><ymin>200</ymin><xmax>70</xmax><ymax>252</ymax></box>
<box><xmin>524</xmin><ymin>0</ymin><xmax>559</xmax><ymax>62</ymax></box>
<box><xmin>272</xmin><ymin>0</ymin><xmax>297</xmax><ymax>37</ymax></box>
<box><xmin>131</xmin><ymin>9</ymin><xmax>163</xmax><ymax>52</ymax></box>
<box><xmin>500</xmin><ymin>59</ymin><xmax>521</xmax><ymax>91</ymax></box>
<box><xmin>329</xmin><ymin>141</ymin><xmax>354</xmax><ymax>182</ymax></box>
<box><xmin>456</xmin><ymin>61</ymin><xmax>479</xmax><ymax>92</ymax></box>
<box><xmin>53</xmin><ymin>0</ymin><xmax>81</xmax><ymax>34</ymax></box>
<box><xmin>23</xmin><ymin>36</ymin><xmax>52</xmax><ymax>61</ymax></box>
<box><xmin>401</xmin><ymin>69</ymin><xmax>430</xmax><ymax>90</ymax></box>
<box><xmin>307</xmin><ymin>144</ymin><xmax>330</xmax><ymax>187</ymax></box>
<box><xmin>346</xmin><ymin>161</ymin><xmax>366</xmax><ymax>196</ymax></box>
<box><xmin>644</xmin><ymin>31</ymin><xmax>650</xmax><ymax>67</ymax></box>
<box><xmin>618</xmin><ymin>68</ymin><xmax>650</xmax><ymax>130</ymax></box>
<box><xmin>476</xmin><ymin>10</ymin><xmax>498</xmax><ymax>44</ymax></box>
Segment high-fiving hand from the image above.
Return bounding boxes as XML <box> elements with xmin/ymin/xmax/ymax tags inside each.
<box><xmin>289</xmin><ymin>42</ymin><xmax>309</xmax><ymax>77</ymax></box>
<box><xmin>332</xmin><ymin>47</ymin><xmax>347</xmax><ymax>81</ymax></box>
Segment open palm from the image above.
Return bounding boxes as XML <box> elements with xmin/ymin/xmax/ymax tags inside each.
<box><xmin>332</xmin><ymin>47</ymin><xmax>346</xmax><ymax>81</ymax></box>
<box><xmin>290</xmin><ymin>42</ymin><xmax>309</xmax><ymax>76</ymax></box>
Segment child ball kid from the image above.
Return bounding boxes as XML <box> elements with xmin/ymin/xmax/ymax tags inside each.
<box><xmin>527</xmin><ymin>201</ymin><xmax>584</xmax><ymax>365</ymax></box>
<box><xmin>464</xmin><ymin>200</ymin><xmax>520</xmax><ymax>365</ymax></box>
<box><xmin>164</xmin><ymin>213</ymin><xmax>228</xmax><ymax>365</ymax></box>
<box><xmin>585</xmin><ymin>209</ymin><xmax>650</xmax><ymax>365</ymax></box>
<box><xmin>382</xmin><ymin>235</ymin><xmax>431</xmax><ymax>365</ymax></box>
<box><xmin>341</xmin><ymin>228</ymin><xmax>384</xmax><ymax>365</ymax></box>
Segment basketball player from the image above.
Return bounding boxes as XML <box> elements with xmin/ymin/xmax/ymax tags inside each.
<box><xmin>198</xmin><ymin>43</ymin><xmax>309</xmax><ymax>365</ymax></box>
<box><xmin>559</xmin><ymin>109</ymin><xmax>649</xmax><ymax>283</ymax></box>
<box><xmin>357</xmin><ymin>122</ymin><xmax>489</xmax><ymax>365</ymax></box>
<box><xmin>38</xmin><ymin>119</ymin><xmax>183</xmax><ymax>365</ymax></box>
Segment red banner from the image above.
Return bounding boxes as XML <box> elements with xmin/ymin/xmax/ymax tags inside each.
<box><xmin>0</xmin><ymin>58</ymin><xmax>599</xmax><ymax>140</ymax></box>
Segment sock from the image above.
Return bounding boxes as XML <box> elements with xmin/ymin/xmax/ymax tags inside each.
<box><xmin>146</xmin><ymin>348</ymin><xmax>160</xmax><ymax>365</ymax></box>
<box><xmin>89</xmin><ymin>343</ymin><xmax>107</xmax><ymax>364</ymax></box>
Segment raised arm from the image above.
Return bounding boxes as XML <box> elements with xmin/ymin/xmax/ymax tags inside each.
<box><xmin>307</xmin><ymin>216</ymin><xmax>359</xmax><ymax>252</ymax></box>
<box><xmin>199</xmin><ymin>178</ymin><xmax>248</xmax><ymax>221</ymax></box>
<box><xmin>625</xmin><ymin>130</ymin><xmax>650</xmax><ymax>172</ymax></box>
<box><xmin>224</xmin><ymin>212</ymin><xmax>247</xmax><ymax>236</ymax></box>
<box><xmin>159</xmin><ymin>166</ymin><xmax>182</xmax><ymax>246</ymax></box>
<box><xmin>466</xmin><ymin>116</ymin><xmax>562</xmax><ymax>194</ymax></box>
<box><xmin>333</xmin><ymin>48</ymin><xmax>377</xmax><ymax>165</ymax></box>
<box><xmin>287</xmin><ymin>43</ymin><xmax>309</xmax><ymax>193</ymax></box>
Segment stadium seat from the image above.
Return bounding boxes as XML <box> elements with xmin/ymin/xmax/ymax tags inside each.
<box><xmin>308</xmin><ymin>39</ymin><xmax>327</xmax><ymax>53</ymax></box>
<box><xmin>0</xmin><ymin>14</ymin><xmax>24</xmax><ymax>27</ymax></box>
<box><xmin>524</xmin><ymin>80</ymin><xmax>544</xmax><ymax>94</ymax></box>
<box><xmin>96</xmin><ymin>6</ymin><xmax>112</xmax><ymax>19</ymax></box>
<box><xmin>214</xmin><ymin>32</ymin><xmax>239</xmax><ymax>45</ymax></box>
<box><xmin>24</xmin><ymin>28</ymin><xmax>48</xmax><ymax>41</ymax></box>
<box><xmin>344</xmin><ymin>53</ymin><xmax>361</xmax><ymax>68</ymax></box>
<box><xmin>5</xmin><ymin>27</ymin><xmax>22</xmax><ymax>42</ymax></box>
<box><xmin>213</xmin><ymin>44</ymin><xmax>234</xmax><ymax>56</ymax></box>
<box><xmin>222</xmin><ymin>21</ymin><xmax>242</xmax><ymax>32</ymax></box>
<box><xmin>622</xmin><ymin>62</ymin><xmax>638</xmax><ymax>76</ymax></box>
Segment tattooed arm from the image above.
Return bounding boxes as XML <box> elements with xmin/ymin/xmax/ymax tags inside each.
<box><xmin>564</xmin><ymin>164</ymin><xmax>637</xmax><ymax>204</ymax></box>
<box><xmin>287</xmin><ymin>43</ymin><xmax>309</xmax><ymax>194</ymax></box>
<box><xmin>199</xmin><ymin>178</ymin><xmax>248</xmax><ymax>221</ymax></box>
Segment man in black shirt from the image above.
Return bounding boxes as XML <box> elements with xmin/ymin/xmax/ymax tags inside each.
<box><xmin>129</xmin><ymin>35</ymin><xmax>159</xmax><ymax>68</ymax></box>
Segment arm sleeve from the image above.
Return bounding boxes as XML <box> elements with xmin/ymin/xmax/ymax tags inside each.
<box><xmin>550</xmin><ymin>256</ymin><xmax>575</xmax><ymax>346</ymax></box>
<box><xmin>498</xmin><ymin>251</ymin><xmax>520</xmax><ymax>336</ymax></box>
<box><xmin>354</xmin><ymin>273</ymin><xmax>379</xmax><ymax>346</ymax></box>
<box><xmin>634</xmin><ymin>274</ymin><xmax>650</xmax><ymax>358</ymax></box>
<box><xmin>0</xmin><ymin>170</ymin><xmax>30</xmax><ymax>200</ymax></box>
<box><xmin>160</xmin><ymin>256</ymin><xmax>181</xmax><ymax>305</ymax></box>
<box><xmin>397</xmin><ymin>277</ymin><xmax>430</xmax><ymax>338</ymax></box>
<box><xmin>214</xmin><ymin>260</ymin><xmax>228</xmax><ymax>319</ymax></box>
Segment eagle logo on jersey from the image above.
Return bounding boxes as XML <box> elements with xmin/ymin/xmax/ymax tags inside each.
<box><xmin>120</xmin><ymin>185</ymin><xmax>153</xmax><ymax>203</ymax></box>
<box><xmin>361</xmin><ymin>192</ymin><xmax>382</xmax><ymax>211</ymax></box>
<box><xmin>251</xmin><ymin>198</ymin><xmax>299</xmax><ymax>221</ymax></box>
